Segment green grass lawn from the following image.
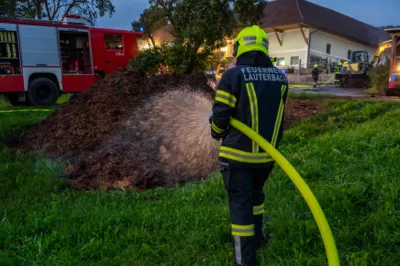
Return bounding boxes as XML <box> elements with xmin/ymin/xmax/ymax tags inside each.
<box><xmin>1</xmin><ymin>97</ymin><xmax>400</xmax><ymax>265</ymax></box>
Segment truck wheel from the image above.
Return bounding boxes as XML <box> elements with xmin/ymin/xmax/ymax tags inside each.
<box><xmin>28</xmin><ymin>77</ymin><xmax>59</xmax><ymax>106</ymax></box>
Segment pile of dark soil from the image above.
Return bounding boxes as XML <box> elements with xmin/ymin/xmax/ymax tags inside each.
<box><xmin>283</xmin><ymin>98</ymin><xmax>326</xmax><ymax>129</ymax></box>
<box><xmin>11</xmin><ymin>68</ymin><xmax>214</xmax><ymax>160</ymax></box>
<box><xmin>10</xmin><ymin>69</ymin><xmax>326</xmax><ymax>191</ymax></box>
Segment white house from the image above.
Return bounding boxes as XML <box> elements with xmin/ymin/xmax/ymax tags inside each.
<box><xmin>138</xmin><ymin>0</ymin><xmax>389</xmax><ymax>72</ymax></box>
<box><xmin>221</xmin><ymin>0</ymin><xmax>389</xmax><ymax>70</ymax></box>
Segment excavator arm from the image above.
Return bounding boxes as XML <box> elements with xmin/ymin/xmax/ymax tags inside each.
<box><xmin>371</xmin><ymin>40</ymin><xmax>392</xmax><ymax>67</ymax></box>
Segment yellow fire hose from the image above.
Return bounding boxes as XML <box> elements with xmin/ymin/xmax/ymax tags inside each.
<box><xmin>0</xmin><ymin>109</ymin><xmax>53</xmax><ymax>113</ymax></box>
<box><xmin>230</xmin><ymin>118</ymin><xmax>340</xmax><ymax>266</ymax></box>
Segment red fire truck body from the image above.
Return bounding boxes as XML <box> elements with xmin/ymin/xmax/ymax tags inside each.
<box><xmin>0</xmin><ymin>15</ymin><xmax>143</xmax><ymax>105</ymax></box>
<box><xmin>385</xmin><ymin>28</ymin><xmax>400</xmax><ymax>96</ymax></box>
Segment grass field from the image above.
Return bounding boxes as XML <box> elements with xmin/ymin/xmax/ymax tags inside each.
<box><xmin>1</xmin><ymin>96</ymin><xmax>400</xmax><ymax>265</ymax></box>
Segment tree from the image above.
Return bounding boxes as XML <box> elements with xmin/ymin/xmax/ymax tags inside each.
<box><xmin>134</xmin><ymin>0</ymin><xmax>267</xmax><ymax>74</ymax></box>
<box><xmin>0</xmin><ymin>0</ymin><xmax>115</xmax><ymax>25</ymax></box>
<box><xmin>0</xmin><ymin>0</ymin><xmax>31</xmax><ymax>18</ymax></box>
<box><xmin>132</xmin><ymin>6</ymin><xmax>168</xmax><ymax>47</ymax></box>
<box><xmin>366</xmin><ymin>60</ymin><xmax>390</xmax><ymax>96</ymax></box>
<box><xmin>0</xmin><ymin>0</ymin><xmax>16</xmax><ymax>17</ymax></box>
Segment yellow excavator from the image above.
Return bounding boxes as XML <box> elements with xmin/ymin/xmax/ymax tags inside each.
<box><xmin>371</xmin><ymin>39</ymin><xmax>392</xmax><ymax>67</ymax></box>
<box><xmin>339</xmin><ymin>50</ymin><xmax>371</xmax><ymax>88</ymax></box>
<box><xmin>338</xmin><ymin>40</ymin><xmax>392</xmax><ymax>88</ymax></box>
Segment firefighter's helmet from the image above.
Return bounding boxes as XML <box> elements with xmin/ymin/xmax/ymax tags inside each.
<box><xmin>220</xmin><ymin>57</ymin><xmax>228</xmax><ymax>65</ymax></box>
<box><xmin>232</xmin><ymin>25</ymin><xmax>269</xmax><ymax>58</ymax></box>
<box><xmin>314</xmin><ymin>64</ymin><xmax>318</xmax><ymax>68</ymax></box>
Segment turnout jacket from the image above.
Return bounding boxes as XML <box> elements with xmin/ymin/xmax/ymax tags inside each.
<box><xmin>211</xmin><ymin>51</ymin><xmax>289</xmax><ymax>168</ymax></box>
<box><xmin>312</xmin><ymin>68</ymin><xmax>321</xmax><ymax>78</ymax></box>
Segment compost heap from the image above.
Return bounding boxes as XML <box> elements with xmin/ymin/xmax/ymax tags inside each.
<box><xmin>11</xmin><ymin>68</ymin><xmax>325</xmax><ymax>190</ymax></box>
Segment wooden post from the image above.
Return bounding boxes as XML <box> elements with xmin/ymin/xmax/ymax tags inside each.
<box><xmin>273</xmin><ymin>29</ymin><xmax>283</xmax><ymax>46</ymax></box>
<box><xmin>300</xmin><ymin>27</ymin><xmax>309</xmax><ymax>45</ymax></box>
<box><xmin>299</xmin><ymin>59</ymin><xmax>302</xmax><ymax>75</ymax></box>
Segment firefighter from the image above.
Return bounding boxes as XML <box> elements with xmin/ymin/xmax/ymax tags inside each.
<box><xmin>342</xmin><ymin>61</ymin><xmax>349</xmax><ymax>72</ymax></box>
<box><xmin>334</xmin><ymin>62</ymin><xmax>342</xmax><ymax>85</ymax></box>
<box><xmin>209</xmin><ymin>25</ymin><xmax>289</xmax><ymax>266</ymax></box>
<box><xmin>312</xmin><ymin>64</ymin><xmax>321</xmax><ymax>88</ymax></box>
<box><xmin>216</xmin><ymin>57</ymin><xmax>228</xmax><ymax>80</ymax></box>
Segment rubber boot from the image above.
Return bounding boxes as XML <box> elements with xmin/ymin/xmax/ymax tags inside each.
<box><xmin>254</xmin><ymin>214</ymin><xmax>268</xmax><ymax>249</ymax></box>
<box><xmin>232</xmin><ymin>235</ymin><xmax>257</xmax><ymax>266</ymax></box>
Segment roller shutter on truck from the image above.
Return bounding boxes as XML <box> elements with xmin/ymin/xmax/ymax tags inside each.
<box><xmin>18</xmin><ymin>25</ymin><xmax>62</xmax><ymax>92</ymax></box>
<box><xmin>18</xmin><ymin>25</ymin><xmax>60</xmax><ymax>67</ymax></box>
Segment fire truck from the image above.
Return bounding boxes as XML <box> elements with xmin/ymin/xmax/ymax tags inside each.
<box><xmin>384</xmin><ymin>28</ymin><xmax>400</xmax><ymax>96</ymax></box>
<box><xmin>0</xmin><ymin>15</ymin><xmax>143</xmax><ymax>106</ymax></box>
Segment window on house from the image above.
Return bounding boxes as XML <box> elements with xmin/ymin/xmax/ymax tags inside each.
<box><xmin>326</xmin><ymin>43</ymin><xmax>331</xmax><ymax>54</ymax></box>
<box><xmin>310</xmin><ymin>55</ymin><xmax>322</xmax><ymax>64</ymax></box>
<box><xmin>348</xmin><ymin>50</ymin><xmax>352</xmax><ymax>59</ymax></box>
<box><xmin>105</xmin><ymin>34</ymin><xmax>123</xmax><ymax>50</ymax></box>
<box><xmin>276</xmin><ymin>57</ymin><xmax>285</xmax><ymax>66</ymax></box>
<box><xmin>290</xmin><ymin>56</ymin><xmax>299</xmax><ymax>65</ymax></box>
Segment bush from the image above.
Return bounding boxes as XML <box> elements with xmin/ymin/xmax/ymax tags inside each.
<box><xmin>130</xmin><ymin>42</ymin><xmax>222</xmax><ymax>75</ymax></box>
<box><xmin>159</xmin><ymin>42</ymin><xmax>193</xmax><ymax>74</ymax></box>
<box><xmin>129</xmin><ymin>47</ymin><xmax>165</xmax><ymax>75</ymax></box>
<box><xmin>203</xmin><ymin>53</ymin><xmax>220</xmax><ymax>72</ymax></box>
<box><xmin>366</xmin><ymin>61</ymin><xmax>390</xmax><ymax>95</ymax></box>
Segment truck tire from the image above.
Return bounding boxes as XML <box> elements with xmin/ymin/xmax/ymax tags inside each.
<box><xmin>28</xmin><ymin>77</ymin><xmax>59</xmax><ymax>106</ymax></box>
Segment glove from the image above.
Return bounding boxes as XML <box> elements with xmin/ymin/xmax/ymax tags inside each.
<box><xmin>209</xmin><ymin>116</ymin><xmax>229</xmax><ymax>140</ymax></box>
<box><xmin>211</xmin><ymin>128</ymin><xmax>229</xmax><ymax>140</ymax></box>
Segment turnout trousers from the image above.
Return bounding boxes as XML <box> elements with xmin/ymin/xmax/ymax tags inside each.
<box><xmin>334</xmin><ymin>73</ymin><xmax>340</xmax><ymax>85</ymax></box>
<box><xmin>220</xmin><ymin>163</ymin><xmax>274</xmax><ymax>266</ymax></box>
<box><xmin>312</xmin><ymin>76</ymin><xmax>319</xmax><ymax>87</ymax></box>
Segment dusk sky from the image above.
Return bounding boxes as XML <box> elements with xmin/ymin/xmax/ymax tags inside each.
<box><xmin>97</xmin><ymin>0</ymin><xmax>400</xmax><ymax>30</ymax></box>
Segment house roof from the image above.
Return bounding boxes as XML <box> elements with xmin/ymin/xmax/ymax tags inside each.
<box><xmin>261</xmin><ymin>0</ymin><xmax>389</xmax><ymax>47</ymax></box>
<box><xmin>385</xmin><ymin>28</ymin><xmax>400</xmax><ymax>35</ymax></box>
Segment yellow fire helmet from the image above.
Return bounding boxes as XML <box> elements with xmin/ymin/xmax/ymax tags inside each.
<box><xmin>314</xmin><ymin>64</ymin><xmax>319</xmax><ymax>68</ymax></box>
<box><xmin>232</xmin><ymin>25</ymin><xmax>269</xmax><ymax>58</ymax></box>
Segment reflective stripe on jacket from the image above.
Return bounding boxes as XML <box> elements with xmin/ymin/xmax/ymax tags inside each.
<box><xmin>211</xmin><ymin>51</ymin><xmax>289</xmax><ymax>168</ymax></box>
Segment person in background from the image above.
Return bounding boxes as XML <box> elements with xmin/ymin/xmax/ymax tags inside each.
<box><xmin>312</xmin><ymin>64</ymin><xmax>322</xmax><ymax>88</ymax></box>
<box><xmin>334</xmin><ymin>62</ymin><xmax>342</xmax><ymax>85</ymax></box>
<box><xmin>215</xmin><ymin>57</ymin><xmax>228</xmax><ymax>80</ymax></box>
<box><xmin>342</xmin><ymin>61</ymin><xmax>349</xmax><ymax>73</ymax></box>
